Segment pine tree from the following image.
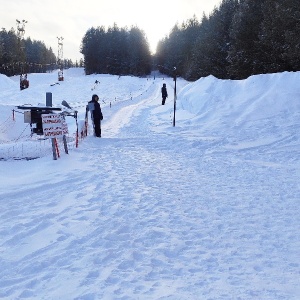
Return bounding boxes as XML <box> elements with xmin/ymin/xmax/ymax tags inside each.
<box><xmin>227</xmin><ymin>0</ymin><xmax>266</xmax><ymax>79</ymax></box>
<box><xmin>278</xmin><ymin>0</ymin><xmax>300</xmax><ymax>69</ymax></box>
<box><xmin>188</xmin><ymin>0</ymin><xmax>239</xmax><ymax>80</ymax></box>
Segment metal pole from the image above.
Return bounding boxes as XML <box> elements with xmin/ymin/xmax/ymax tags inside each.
<box><xmin>46</xmin><ymin>92</ymin><xmax>52</xmax><ymax>107</ymax></box>
<box><xmin>173</xmin><ymin>68</ymin><xmax>177</xmax><ymax>127</ymax></box>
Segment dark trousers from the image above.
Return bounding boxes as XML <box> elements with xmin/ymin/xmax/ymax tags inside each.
<box><xmin>93</xmin><ymin>118</ymin><xmax>101</xmax><ymax>137</ymax></box>
<box><xmin>162</xmin><ymin>97</ymin><xmax>166</xmax><ymax>105</ymax></box>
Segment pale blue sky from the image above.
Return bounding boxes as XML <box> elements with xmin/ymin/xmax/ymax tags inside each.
<box><xmin>1</xmin><ymin>0</ymin><xmax>222</xmax><ymax>61</ymax></box>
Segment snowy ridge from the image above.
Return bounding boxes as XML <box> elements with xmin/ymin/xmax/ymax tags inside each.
<box><xmin>179</xmin><ymin>72</ymin><xmax>300</xmax><ymax>130</ymax></box>
<box><xmin>0</xmin><ymin>69</ymin><xmax>299</xmax><ymax>299</ymax></box>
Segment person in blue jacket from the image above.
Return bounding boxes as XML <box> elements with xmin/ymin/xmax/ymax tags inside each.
<box><xmin>88</xmin><ymin>94</ymin><xmax>103</xmax><ymax>137</ymax></box>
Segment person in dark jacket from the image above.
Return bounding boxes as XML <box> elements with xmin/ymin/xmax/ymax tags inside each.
<box><xmin>161</xmin><ymin>83</ymin><xmax>168</xmax><ymax>105</ymax></box>
<box><xmin>88</xmin><ymin>94</ymin><xmax>103</xmax><ymax>137</ymax></box>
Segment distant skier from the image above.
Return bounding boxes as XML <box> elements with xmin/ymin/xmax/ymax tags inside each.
<box><xmin>88</xmin><ymin>94</ymin><xmax>103</xmax><ymax>137</ymax></box>
<box><xmin>91</xmin><ymin>80</ymin><xmax>100</xmax><ymax>91</ymax></box>
<box><xmin>161</xmin><ymin>83</ymin><xmax>168</xmax><ymax>105</ymax></box>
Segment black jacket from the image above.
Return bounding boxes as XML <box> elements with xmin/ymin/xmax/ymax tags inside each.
<box><xmin>161</xmin><ymin>86</ymin><xmax>168</xmax><ymax>98</ymax></box>
<box><xmin>89</xmin><ymin>99</ymin><xmax>103</xmax><ymax>120</ymax></box>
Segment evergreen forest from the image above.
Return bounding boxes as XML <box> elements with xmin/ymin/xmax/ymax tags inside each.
<box><xmin>80</xmin><ymin>24</ymin><xmax>152</xmax><ymax>76</ymax></box>
<box><xmin>1</xmin><ymin>0</ymin><xmax>299</xmax><ymax>80</ymax></box>
<box><xmin>156</xmin><ymin>0</ymin><xmax>300</xmax><ymax>80</ymax></box>
<box><xmin>0</xmin><ymin>28</ymin><xmax>75</xmax><ymax>76</ymax></box>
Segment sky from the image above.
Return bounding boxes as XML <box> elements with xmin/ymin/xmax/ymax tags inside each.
<box><xmin>0</xmin><ymin>68</ymin><xmax>300</xmax><ymax>299</ymax></box>
<box><xmin>0</xmin><ymin>0</ymin><xmax>222</xmax><ymax>61</ymax></box>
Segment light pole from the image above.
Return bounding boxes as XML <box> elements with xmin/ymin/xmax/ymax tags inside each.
<box><xmin>16</xmin><ymin>19</ymin><xmax>29</xmax><ymax>90</ymax></box>
<box><xmin>57</xmin><ymin>36</ymin><xmax>64</xmax><ymax>81</ymax></box>
<box><xmin>16</xmin><ymin>19</ymin><xmax>27</xmax><ymax>69</ymax></box>
<box><xmin>16</xmin><ymin>19</ymin><xmax>27</xmax><ymax>40</ymax></box>
<box><xmin>173</xmin><ymin>67</ymin><xmax>177</xmax><ymax>127</ymax></box>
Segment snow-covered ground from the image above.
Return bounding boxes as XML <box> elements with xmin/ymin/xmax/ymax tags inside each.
<box><xmin>0</xmin><ymin>68</ymin><xmax>299</xmax><ymax>299</ymax></box>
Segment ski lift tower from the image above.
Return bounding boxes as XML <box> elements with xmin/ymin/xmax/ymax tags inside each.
<box><xmin>16</xmin><ymin>19</ymin><xmax>29</xmax><ymax>90</ymax></box>
<box><xmin>57</xmin><ymin>36</ymin><xmax>64</xmax><ymax>81</ymax></box>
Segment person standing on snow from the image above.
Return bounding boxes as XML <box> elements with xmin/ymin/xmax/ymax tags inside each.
<box><xmin>161</xmin><ymin>83</ymin><xmax>168</xmax><ymax>105</ymax></box>
<box><xmin>88</xmin><ymin>94</ymin><xmax>103</xmax><ymax>137</ymax></box>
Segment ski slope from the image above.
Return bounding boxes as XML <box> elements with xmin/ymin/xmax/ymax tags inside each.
<box><xmin>0</xmin><ymin>68</ymin><xmax>299</xmax><ymax>299</ymax></box>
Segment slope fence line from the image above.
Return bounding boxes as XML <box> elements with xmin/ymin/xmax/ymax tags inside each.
<box><xmin>0</xmin><ymin>110</ymin><xmax>88</xmax><ymax>161</ymax></box>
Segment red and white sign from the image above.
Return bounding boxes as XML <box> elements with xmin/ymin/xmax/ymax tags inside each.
<box><xmin>42</xmin><ymin>114</ymin><xmax>68</xmax><ymax>138</ymax></box>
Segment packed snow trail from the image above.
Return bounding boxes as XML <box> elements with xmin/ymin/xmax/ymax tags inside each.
<box><xmin>0</xmin><ymin>70</ymin><xmax>299</xmax><ymax>299</ymax></box>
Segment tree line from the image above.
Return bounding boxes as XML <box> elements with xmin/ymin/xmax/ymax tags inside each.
<box><xmin>80</xmin><ymin>24</ymin><xmax>152</xmax><ymax>76</ymax></box>
<box><xmin>1</xmin><ymin>0</ymin><xmax>299</xmax><ymax>80</ymax></box>
<box><xmin>0</xmin><ymin>28</ymin><xmax>76</xmax><ymax>76</ymax></box>
<box><xmin>156</xmin><ymin>0</ymin><xmax>300</xmax><ymax>80</ymax></box>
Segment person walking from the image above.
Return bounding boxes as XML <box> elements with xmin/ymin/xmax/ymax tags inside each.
<box><xmin>161</xmin><ymin>83</ymin><xmax>168</xmax><ymax>105</ymax></box>
<box><xmin>88</xmin><ymin>94</ymin><xmax>103</xmax><ymax>137</ymax></box>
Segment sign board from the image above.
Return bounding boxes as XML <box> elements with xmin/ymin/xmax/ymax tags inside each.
<box><xmin>42</xmin><ymin>114</ymin><xmax>68</xmax><ymax>138</ymax></box>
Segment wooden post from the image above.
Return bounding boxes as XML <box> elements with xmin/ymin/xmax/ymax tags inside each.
<box><xmin>47</xmin><ymin>93</ymin><xmax>57</xmax><ymax>160</ymax></box>
<box><xmin>63</xmin><ymin>135</ymin><xmax>69</xmax><ymax>154</ymax></box>
<box><xmin>54</xmin><ymin>138</ymin><xmax>60</xmax><ymax>158</ymax></box>
<box><xmin>51</xmin><ymin>138</ymin><xmax>57</xmax><ymax>160</ymax></box>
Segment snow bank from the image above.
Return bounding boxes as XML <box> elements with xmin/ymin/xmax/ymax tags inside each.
<box><xmin>0</xmin><ymin>74</ymin><xmax>18</xmax><ymax>90</ymax></box>
<box><xmin>178</xmin><ymin>71</ymin><xmax>300</xmax><ymax>136</ymax></box>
